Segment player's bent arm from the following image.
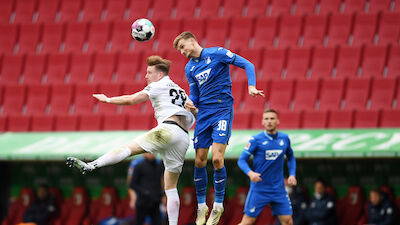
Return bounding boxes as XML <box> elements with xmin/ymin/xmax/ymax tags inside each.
<box><xmin>93</xmin><ymin>91</ymin><xmax>149</xmax><ymax>105</ymax></box>
<box><xmin>232</xmin><ymin>54</ymin><xmax>256</xmax><ymax>86</ymax></box>
<box><xmin>237</xmin><ymin>151</ymin><xmax>252</xmax><ymax>175</ymax></box>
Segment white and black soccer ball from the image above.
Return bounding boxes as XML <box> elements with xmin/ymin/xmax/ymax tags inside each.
<box><xmin>131</xmin><ymin>18</ymin><xmax>155</xmax><ymax>42</ymax></box>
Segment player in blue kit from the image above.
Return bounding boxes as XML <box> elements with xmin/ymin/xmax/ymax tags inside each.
<box><xmin>237</xmin><ymin>109</ymin><xmax>297</xmax><ymax>225</ymax></box>
<box><xmin>173</xmin><ymin>31</ymin><xmax>264</xmax><ymax>225</ymax></box>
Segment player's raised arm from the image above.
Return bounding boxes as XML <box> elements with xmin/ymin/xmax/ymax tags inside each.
<box><xmin>93</xmin><ymin>91</ymin><xmax>149</xmax><ymax>105</ymax></box>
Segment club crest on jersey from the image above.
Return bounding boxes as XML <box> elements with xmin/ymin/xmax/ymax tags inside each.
<box><xmin>195</xmin><ymin>68</ymin><xmax>212</xmax><ymax>85</ymax></box>
<box><xmin>265</xmin><ymin>150</ymin><xmax>282</xmax><ymax>160</ymax></box>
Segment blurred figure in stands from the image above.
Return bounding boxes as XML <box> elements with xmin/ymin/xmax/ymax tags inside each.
<box><xmin>367</xmin><ymin>188</ymin><xmax>394</xmax><ymax>225</ymax></box>
<box><xmin>22</xmin><ymin>184</ymin><xmax>57</xmax><ymax>225</ymax></box>
<box><xmin>277</xmin><ymin>179</ymin><xmax>308</xmax><ymax>225</ymax></box>
<box><xmin>129</xmin><ymin>153</ymin><xmax>164</xmax><ymax>225</ymax></box>
<box><xmin>305</xmin><ymin>178</ymin><xmax>337</xmax><ymax>225</ymax></box>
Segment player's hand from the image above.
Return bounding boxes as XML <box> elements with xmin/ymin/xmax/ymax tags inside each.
<box><xmin>93</xmin><ymin>94</ymin><xmax>109</xmax><ymax>103</ymax></box>
<box><xmin>185</xmin><ymin>99</ymin><xmax>197</xmax><ymax>111</ymax></box>
<box><xmin>248</xmin><ymin>85</ymin><xmax>264</xmax><ymax>97</ymax></box>
<box><xmin>288</xmin><ymin>175</ymin><xmax>297</xmax><ymax>186</ymax></box>
<box><xmin>248</xmin><ymin>171</ymin><xmax>262</xmax><ymax>183</ymax></box>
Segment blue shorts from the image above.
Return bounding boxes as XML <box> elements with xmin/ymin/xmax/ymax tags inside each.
<box><xmin>193</xmin><ymin>107</ymin><xmax>233</xmax><ymax>149</ymax></box>
<box><xmin>244</xmin><ymin>190</ymin><xmax>292</xmax><ymax>217</ymax></box>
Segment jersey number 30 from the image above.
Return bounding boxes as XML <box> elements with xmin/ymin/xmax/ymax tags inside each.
<box><xmin>169</xmin><ymin>89</ymin><xmax>187</xmax><ymax>108</ymax></box>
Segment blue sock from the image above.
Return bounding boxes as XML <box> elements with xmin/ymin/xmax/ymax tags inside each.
<box><xmin>194</xmin><ymin>166</ymin><xmax>208</xmax><ymax>204</ymax></box>
<box><xmin>214</xmin><ymin>166</ymin><xmax>226</xmax><ymax>204</ymax></box>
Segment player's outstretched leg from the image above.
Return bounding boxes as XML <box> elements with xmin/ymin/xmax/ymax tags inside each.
<box><xmin>66</xmin><ymin>157</ymin><xmax>94</xmax><ymax>175</ymax></box>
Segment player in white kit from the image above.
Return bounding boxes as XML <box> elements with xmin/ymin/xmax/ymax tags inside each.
<box><xmin>66</xmin><ymin>55</ymin><xmax>196</xmax><ymax>225</ymax></box>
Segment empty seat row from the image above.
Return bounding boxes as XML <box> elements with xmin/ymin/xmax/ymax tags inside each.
<box><xmin>2</xmin><ymin>0</ymin><xmax>400</xmax><ymax>24</ymax></box>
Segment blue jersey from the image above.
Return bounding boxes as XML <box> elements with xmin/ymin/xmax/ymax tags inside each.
<box><xmin>237</xmin><ymin>131</ymin><xmax>296</xmax><ymax>193</ymax></box>
<box><xmin>185</xmin><ymin>47</ymin><xmax>256</xmax><ymax>109</ymax></box>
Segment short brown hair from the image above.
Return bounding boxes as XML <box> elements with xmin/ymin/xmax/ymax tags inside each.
<box><xmin>263</xmin><ymin>108</ymin><xmax>278</xmax><ymax>116</ymax></box>
<box><xmin>147</xmin><ymin>55</ymin><xmax>171</xmax><ymax>74</ymax></box>
<box><xmin>173</xmin><ymin>31</ymin><xmax>198</xmax><ymax>49</ymax></box>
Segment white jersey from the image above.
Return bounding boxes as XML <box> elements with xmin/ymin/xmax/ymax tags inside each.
<box><xmin>142</xmin><ymin>76</ymin><xmax>195</xmax><ymax>131</ymax></box>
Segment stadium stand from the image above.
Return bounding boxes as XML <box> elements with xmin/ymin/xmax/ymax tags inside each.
<box><xmin>40</xmin><ymin>23</ymin><xmax>64</xmax><ymax>54</ymax></box>
<box><xmin>302</xmin><ymin>110</ymin><xmax>328</xmax><ymax>128</ymax></box>
<box><xmin>0</xmin><ymin>24</ymin><xmax>17</xmax><ymax>54</ymax></box>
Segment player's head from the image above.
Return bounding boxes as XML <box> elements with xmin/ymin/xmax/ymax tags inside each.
<box><xmin>146</xmin><ymin>55</ymin><xmax>171</xmax><ymax>84</ymax></box>
<box><xmin>173</xmin><ymin>31</ymin><xmax>201</xmax><ymax>58</ymax></box>
<box><xmin>369</xmin><ymin>188</ymin><xmax>382</xmax><ymax>206</ymax></box>
<box><xmin>262</xmin><ymin>109</ymin><xmax>280</xmax><ymax>134</ymax></box>
<box><xmin>37</xmin><ymin>183</ymin><xmax>49</xmax><ymax>200</ymax></box>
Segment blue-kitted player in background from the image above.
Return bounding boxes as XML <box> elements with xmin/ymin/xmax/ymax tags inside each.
<box><xmin>173</xmin><ymin>31</ymin><xmax>264</xmax><ymax>225</ymax></box>
<box><xmin>237</xmin><ymin>109</ymin><xmax>297</xmax><ymax>225</ymax></box>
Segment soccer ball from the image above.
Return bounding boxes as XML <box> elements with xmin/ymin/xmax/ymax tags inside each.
<box><xmin>131</xmin><ymin>18</ymin><xmax>155</xmax><ymax>42</ymax></box>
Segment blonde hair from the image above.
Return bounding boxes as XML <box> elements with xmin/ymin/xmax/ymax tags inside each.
<box><xmin>147</xmin><ymin>55</ymin><xmax>171</xmax><ymax>74</ymax></box>
<box><xmin>173</xmin><ymin>31</ymin><xmax>198</xmax><ymax>49</ymax></box>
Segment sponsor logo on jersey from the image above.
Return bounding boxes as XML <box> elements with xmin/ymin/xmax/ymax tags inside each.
<box><xmin>265</xmin><ymin>150</ymin><xmax>282</xmax><ymax>160</ymax></box>
<box><xmin>195</xmin><ymin>68</ymin><xmax>212</xmax><ymax>85</ymax></box>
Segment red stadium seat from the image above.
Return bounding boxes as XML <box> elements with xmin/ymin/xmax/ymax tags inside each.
<box><xmin>292</xmin><ymin>79</ymin><xmax>319</xmax><ymax>111</ymax></box>
<box><xmin>7</xmin><ymin>115</ymin><xmax>30</xmax><ymax>132</ymax></box>
<box><xmin>353</xmin><ymin>110</ymin><xmax>379</xmax><ymax>128</ymax></box>
<box><xmin>175</xmin><ymin>0</ymin><xmax>197</xmax><ymax>19</ymax></box>
<box><xmin>92</xmin><ymin>53</ymin><xmax>116</xmax><ymax>84</ymax></box>
<box><xmin>277</xmin><ymin>15</ymin><xmax>303</xmax><ymax>48</ymax></box>
<box><xmin>227</xmin><ymin>187</ymin><xmax>249</xmax><ymax>225</ymax></box>
<box><xmin>232</xmin><ymin>111</ymin><xmax>251</xmax><ymax>129</ymax></box>
<box><xmin>0</xmin><ymin>0</ymin><xmax>13</xmax><ymax>23</ymax></box>
<box><xmin>326</xmin><ymin>13</ymin><xmax>353</xmax><ymax>47</ymax></box>
<box><xmin>268</xmin><ymin>79</ymin><xmax>294</xmax><ymax>111</ymax></box>
<box><xmin>361</xmin><ymin>45</ymin><xmax>387</xmax><ymax>78</ymax></box>
<box><xmin>260</xmin><ymin>48</ymin><xmax>286</xmax><ymax>80</ymax></box>
<box><xmin>157</xmin><ymin>19</ymin><xmax>182</xmax><ymax>52</ymax></box>
<box><xmin>318</xmin><ymin>79</ymin><xmax>345</xmax><ymax>110</ymax></box>
<box><xmin>310</xmin><ymin>47</ymin><xmax>335</xmax><ymax>79</ymax></box>
<box><xmin>277</xmin><ymin>111</ymin><xmax>301</xmax><ymax>129</ymax></box>
<box><xmin>197</xmin><ymin>0</ymin><xmax>222</xmax><ymax>19</ymax></box>
<box><xmin>2</xmin><ymin>188</ymin><xmax>35</xmax><ymax>225</ymax></box>
<box><xmin>13</xmin><ymin>0</ymin><xmax>36</xmax><ymax>23</ymax></box>
<box><xmin>81</xmin><ymin>0</ymin><xmax>105</xmax><ymax>22</ymax></box>
<box><xmin>22</xmin><ymin>55</ymin><xmax>46</xmax><ymax>84</ymax></box>
<box><xmin>54</xmin><ymin>115</ymin><xmax>79</xmax><ymax>131</ymax></box>
<box><xmin>25</xmin><ymin>84</ymin><xmax>50</xmax><ymax>115</ymax></box>
<box><xmin>386</xmin><ymin>45</ymin><xmax>400</xmax><ymax>78</ymax></box>
<box><xmin>335</xmin><ymin>46</ymin><xmax>362</xmax><ymax>78</ymax></box>
<box><xmin>229</xmin><ymin>18</ymin><xmax>252</xmax><ymax>51</ymax></box>
<box><xmin>395</xmin><ymin>0</ymin><xmax>400</xmax><ymax>12</ymax></box>
<box><xmin>327</xmin><ymin>110</ymin><xmax>353</xmax><ymax>128</ymax></box>
<box><xmin>205</xmin><ymin>18</ymin><xmax>229</xmax><ymax>47</ymax></box>
<box><xmin>115</xmin><ymin>196</ymin><xmax>135</xmax><ymax>218</ymax></box>
<box><xmin>17</xmin><ymin>24</ymin><xmax>40</xmax><ymax>55</ymax></box>
<box><xmin>79</xmin><ymin>114</ymin><xmax>102</xmax><ymax>131</ymax></box>
<box><xmin>96</xmin><ymin>83</ymin><xmax>121</xmax><ymax>114</ymax></box>
<box><xmin>343</xmin><ymin>78</ymin><xmax>370</xmax><ymax>110</ymax></box>
<box><xmin>0</xmin><ymin>55</ymin><xmax>23</xmax><ymax>84</ymax></box>
<box><xmin>46</xmin><ymin>54</ymin><xmax>69</xmax><ymax>84</ymax></box>
<box><xmin>86</xmin><ymin>22</ymin><xmax>111</xmax><ymax>53</ymax></box>
<box><xmin>127</xmin><ymin>0</ymin><xmax>151</xmax><ymax>19</ymax></box>
<box><xmin>178</xmin><ymin>187</ymin><xmax>196</xmax><ymax>225</ymax></box>
<box><xmin>377</xmin><ymin>12</ymin><xmax>400</xmax><ymax>45</ymax></box>
<box><xmin>294</xmin><ymin>0</ymin><xmax>317</xmax><ymax>15</ymax></box>
<box><xmin>318</xmin><ymin>0</ymin><xmax>341</xmax><ymax>14</ymax></box>
<box><xmin>338</xmin><ymin>186</ymin><xmax>365</xmax><ymax>225</ymax></box>
<box><xmin>245</xmin><ymin>0</ymin><xmax>268</xmax><ymax>17</ymax></box>
<box><xmin>351</xmin><ymin>13</ymin><xmax>378</xmax><ymax>46</ymax></box>
<box><xmin>109</xmin><ymin>21</ymin><xmax>132</xmax><ymax>53</ymax></box>
<box><xmin>0</xmin><ymin>116</ymin><xmax>5</xmax><ymax>132</ymax></box>
<box><xmin>0</xmin><ymin>86</ymin><xmax>3</xmax><ymax>106</ymax></box>
<box><xmin>2</xmin><ymin>85</ymin><xmax>26</xmax><ymax>116</ymax></box>
<box><xmin>115</xmin><ymin>53</ymin><xmax>141</xmax><ymax>83</ymax></box>
<box><xmin>49</xmin><ymin>84</ymin><xmax>73</xmax><ymax>115</ymax></box>
<box><xmin>127</xmin><ymin>113</ymin><xmax>153</xmax><ymax>130</ymax></box>
<box><xmin>369</xmin><ymin>78</ymin><xmax>396</xmax><ymax>110</ymax></box>
<box><xmin>36</xmin><ymin>0</ymin><xmax>59</xmax><ymax>23</ymax></box>
<box><xmin>182</xmin><ymin>19</ymin><xmax>205</xmax><ymax>42</ymax></box>
<box><xmin>269</xmin><ymin>0</ymin><xmax>293</xmax><ymax>16</ymax></box>
<box><xmin>343</xmin><ymin>0</ymin><xmax>367</xmax><ymax>13</ymax></box>
<box><xmin>302</xmin><ymin>110</ymin><xmax>328</xmax><ymax>128</ymax></box>
<box><xmin>40</xmin><ymin>23</ymin><xmax>63</xmax><ymax>54</ymax></box>
<box><xmin>241</xmin><ymin>80</ymin><xmax>268</xmax><ymax>113</ymax></box>
<box><xmin>103</xmin><ymin>114</ymin><xmax>126</xmax><ymax>130</ymax></box>
<box><xmin>59</xmin><ymin>0</ymin><xmax>82</xmax><ymax>23</ymax></box>
<box><xmin>380</xmin><ymin>110</ymin><xmax>400</xmax><ymax>127</ymax></box>
<box><xmin>31</xmin><ymin>115</ymin><xmax>54</xmax><ymax>131</ymax></box>
<box><xmin>0</xmin><ymin>24</ymin><xmax>17</xmax><ymax>54</ymax></box>
<box><xmin>253</xmin><ymin>16</ymin><xmax>278</xmax><ymax>49</ymax></box>
<box><xmin>73</xmin><ymin>84</ymin><xmax>97</xmax><ymax>115</ymax></box>
<box><xmin>89</xmin><ymin>187</ymin><xmax>118</xmax><ymax>224</ymax></box>
<box><xmin>231</xmin><ymin>80</ymin><xmax>246</xmax><ymax>108</ymax></box>
<box><xmin>69</xmin><ymin>53</ymin><xmax>93</xmax><ymax>84</ymax></box>
<box><xmin>151</xmin><ymin>0</ymin><xmax>174</xmax><ymax>20</ymax></box>
<box><xmin>165</xmin><ymin>50</ymin><xmax>187</xmax><ymax>82</ymax></box>
<box><xmin>286</xmin><ymin>48</ymin><xmax>311</xmax><ymax>79</ymax></box>
<box><xmin>63</xmin><ymin>22</ymin><xmax>88</xmax><ymax>53</ymax></box>
<box><xmin>60</xmin><ymin>187</ymin><xmax>89</xmax><ymax>225</ymax></box>
<box><xmin>104</xmin><ymin>0</ymin><xmax>127</xmax><ymax>21</ymax></box>
<box><xmin>221</xmin><ymin>0</ymin><xmax>246</xmax><ymax>18</ymax></box>
<box><xmin>302</xmin><ymin>14</ymin><xmax>328</xmax><ymax>47</ymax></box>
<box><xmin>234</xmin><ymin>49</ymin><xmax>263</xmax><ymax>80</ymax></box>
<box><xmin>368</xmin><ymin>0</ymin><xmax>391</xmax><ymax>13</ymax></box>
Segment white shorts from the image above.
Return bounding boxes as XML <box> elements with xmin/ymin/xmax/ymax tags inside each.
<box><xmin>134</xmin><ymin>122</ymin><xmax>190</xmax><ymax>173</ymax></box>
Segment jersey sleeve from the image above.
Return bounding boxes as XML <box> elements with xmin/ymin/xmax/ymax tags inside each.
<box><xmin>185</xmin><ymin>66</ymin><xmax>200</xmax><ymax>107</ymax></box>
<box><xmin>237</xmin><ymin>137</ymin><xmax>257</xmax><ymax>175</ymax></box>
<box><xmin>142</xmin><ymin>82</ymin><xmax>158</xmax><ymax>98</ymax></box>
<box><xmin>285</xmin><ymin>136</ymin><xmax>296</xmax><ymax>177</ymax></box>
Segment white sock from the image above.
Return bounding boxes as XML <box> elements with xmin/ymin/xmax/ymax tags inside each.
<box><xmin>213</xmin><ymin>202</ymin><xmax>223</xmax><ymax>210</ymax></box>
<box><xmin>88</xmin><ymin>146</ymin><xmax>131</xmax><ymax>168</ymax></box>
<box><xmin>198</xmin><ymin>203</ymin><xmax>207</xmax><ymax>209</ymax></box>
<box><xmin>165</xmin><ymin>188</ymin><xmax>180</xmax><ymax>225</ymax></box>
